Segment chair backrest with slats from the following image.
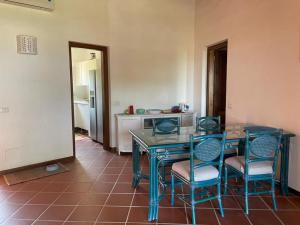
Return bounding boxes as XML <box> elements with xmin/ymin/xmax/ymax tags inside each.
<box><xmin>189</xmin><ymin>132</ymin><xmax>226</xmax><ymax>182</ymax></box>
<box><xmin>196</xmin><ymin>116</ymin><xmax>221</xmax><ymax>132</ymax></box>
<box><xmin>152</xmin><ymin>117</ymin><xmax>180</xmax><ymax>136</ymax></box>
<box><xmin>244</xmin><ymin>129</ymin><xmax>282</xmax><ymax>176</ymax></box>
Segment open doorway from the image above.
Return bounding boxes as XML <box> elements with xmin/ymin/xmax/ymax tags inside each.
<box><xmin>206</xmin><ymin>41</ymin><xmax>228</xmax><ymax>125</ymax></box>
<box><xmin>69</xmin><ymin>42</ymin><xmax>110</xmax><ymax>154</ymax></box>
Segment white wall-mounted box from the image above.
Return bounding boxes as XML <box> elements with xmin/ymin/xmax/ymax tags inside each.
<box><xmin>0</xmin><ymin>0</ymin><xmax>54</xmax><ymax>11</ymax></box>
<box><xmin>16</xmin><ymin>35</ymin><xmax>37</xmax><ymax>55</ymax></box>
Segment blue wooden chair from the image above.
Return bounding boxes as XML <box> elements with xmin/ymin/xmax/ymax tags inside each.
<box><xmin>152</xmin><ymin>117</ymin><xmax>189</xmax><ymax>192</ymax></box>
<box><xmin>196</xmin><ymin>116</ymin><xmax>221</xmax><ymax>132</ymax></box>
<box><xmin>224</xmin><ymin>129</ymin><xmax>282</xmax><ymax>214</ymax></box>
<box><xmin>171</xmin><ymin>132</ymin><xmax>226</xmax><ymax>225</ymax></box>
<box><xmin>152</xmin><ymin>117</ymin><xmax>180</xmax><ymax>136</ymax></box>
<box><xmin>196</xmin><ymin>116</ymin><xmax>238</xmax><ymax>157</ymax></box>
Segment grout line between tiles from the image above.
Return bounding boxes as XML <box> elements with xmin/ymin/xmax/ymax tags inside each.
<box><xmin>63</xmin><ymin>147</ymin><xmax>115</xmax><ymax>225</ymax></box>
<box><xmin>285</xmin><ymin>195</ymin><xmax>300</xmax><ymax>209</ymax></box>
<box><xmin>259</xmin><ymin>196</ymin><xmax>285</xmax><ymax>225</ymax></box>
<box><xmin>225</xmin><ymin>181</ymin><xmax>254</xmax><ymax>225</ymax></box>
<box><xmin>125</xmin><ymin>170</ymin><xmax>136</xmax><ymax>224</ymax></box>
<box><xmin>2</xmin><ymin>139</ymin><xmax>296</xmax><ymax>225</ymax></box>
<box><xmin>1</xmin><ymin>178</ymin><xmax>70</xmax><ymax>225</ymax></box>
<box><xmin>181</xmin><ymin>185</ymin><xmax>189</xmax><ymax>225</ymax></box>
<box><xmin>93</xmin><ymin>155</ymin><xmax>129</xmax><ymax>225</ymax></box>
<box><xmin>33</xmin><ymin>143</ymin><xmax>112</xmax><ymax>225</ymax></box>
<box><xmin>29</xmin><ymin>180</ymin><xmax>73</xmax><ymax>224</ymax></box>
<box><xmin>210</xmin><ymin>197</ymin><xmax>221</xmax><ymax>225</ymax></box>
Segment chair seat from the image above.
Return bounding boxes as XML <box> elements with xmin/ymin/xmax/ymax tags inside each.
<box><xmin>225</xmin><ymin>156</ymin><xmax>273</xmax><ymax>175</ymax></box>
<box><xmin>172</xmin><ymin>160</ymin><xmax>219</xmax><ymax>182</ymax></box>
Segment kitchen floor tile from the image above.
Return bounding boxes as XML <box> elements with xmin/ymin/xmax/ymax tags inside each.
<box><xmin>78</xmin><ymin>193</ymin><xmax>108</xmax><ymax>205</ymax></box>
<box><xmin>262</xmin><ymin>196</ymin><xmax>297</xmax><ymax>209</ymax></box>
<box><xmin>0</xmin><ymin>137</ymin><xmax>295</xmax><ymax>225</ymax></box>
<box><xmin>12</xmin><ymin>204</ymin><xmax>48</xmax><ymax>220</ymax></box>
<box><xmin>91</xmin><ymin>182</ymin><xmax>115</xmax><ymax>193</ymax></box>
<box><xmin>41</xmin><ymin>183</ymin><xmax>69</xmax><ymax>192</ymax></box>
<box><xmin>157</xmin><ymin>207</ymin><xmax>187</xmax><ymax>224</ymax></box>
<box><xmin>2</xmin><ymin>218</ymin><xmax>34</xmax><ymax>225</ymax></box>
<box><xmin>97</xmin><ymin>206</ymin><xmax>130</xmax><ymax>222</ymax></box>
<box><xmin>275</xmin><ymin>210</ymin><xmax>300</xmax><ymax>225</ymax></box>
<box><xmin>33</xmin><ymin>221</ymin><xmax>64</xmax><ymax>225</ymax></box>
<box><xmin>127</xmin><ymin>207</ymin><xmax>151</xmax><ymax>223</ymax></box>
<box><xmin>106</xmin><ymin>194</ymin><xmax>133</xmax><ymax>206</ymax></box>
<box><xmin>112</xmin><ymin>183</ymin><xmax>135</xmax><ymax>193</ymax></box>
<box><xmin>28</xmin><ymin>192</ymin><xmax>60</xmax><ymax>204</ymax></box>
<box><xmin>65</xmin><ymin>182</ymin><xmax>93</xmax><ymax>193</ymax></box>
<box><xmin>5</xmin><ymin>191</ymin><xmax>36</xmax><ymax>204</ymax></box>
<box><xmin>67</xmin><ymin>205</ymin><xmax>102</xmax><ymax>221</ymax></box>
<box><xmin>39</xmin><ymin>205</ymin><xmax>75</xmax><ymax>221</ymax></box>
<box><xmin>248</xmin><ymin>210</ymin><xmax>282</xmax><ymax>225</ymax></box>
<box><xmin>217</xmin><ymin>209</ymin><xmax>251</xmax><ymax>225</ymax></box>
<box><xmin>186</xmin><ymin>208</ymin><xmax>219</xmax><ymax>225</ymax></box>
<box><xmin>53</xmin><ymin>193</ymin><xmax>84</xmax><ymax>205</ymax></box>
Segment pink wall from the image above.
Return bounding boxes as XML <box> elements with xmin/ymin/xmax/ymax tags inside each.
<box><xmin>194</xmin><ymin>0</ymin><xmax>300</xmax><ymax>190</ymax></box>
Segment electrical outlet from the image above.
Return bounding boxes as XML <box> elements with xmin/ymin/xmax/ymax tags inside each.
<box><xmin>0</xmin><ymin>107</ymin><xmax>9</xmax><ymax>113</ymax></box>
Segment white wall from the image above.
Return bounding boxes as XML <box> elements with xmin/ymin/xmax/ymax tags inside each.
<box><xmin>0</xmin><ymin>0</ymin><xmax>195</xmax><ymax>170</ymax></box>
<box><xmin>108</xmin><ymin>0</ymin><xmax>195</xmax><ymax>147</ymax></box>
<box><xmin>194</xmin><ymin>0</ymin><xmax>300</xmax><ymax>190</ymax></box>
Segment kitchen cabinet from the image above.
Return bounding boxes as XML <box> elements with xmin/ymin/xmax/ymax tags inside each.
<box><xmin>116</xmin><ymin>112</ymin><xmax>195</xmax><ymax>154</ymax></box>
<box><xmin>116</xmin><ymin>116</ymin><xmax>142</xmax><ymax>154</ymax></box>
<box><xmin>74</xmin><ymin>101</ymin><xmax>90</xmax><ymax>134</ymax></box>
<box><xmin>74</xmin><ymin>59</ymin><xmax>98</xmax><ymax>86</ymax></box>
<box><xmin>181</xmin><ymin>113</ymin><xmax>194</xmax><ymax>127</ymax></box>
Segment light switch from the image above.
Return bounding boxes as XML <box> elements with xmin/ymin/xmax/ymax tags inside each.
<box><xmin>0</xmin><ymin>107</ymin><xmax>9</xmax><ymax>113</ymax></box>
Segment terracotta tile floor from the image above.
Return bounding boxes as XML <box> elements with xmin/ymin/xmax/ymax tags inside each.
<box><xmin>0</xmin><ymin>138</ymin><xmax>299</xmax><ymax>225</ymax></box>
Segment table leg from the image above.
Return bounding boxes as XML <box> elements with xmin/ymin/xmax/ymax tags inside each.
<box><xmin>132</xmin><ymin>138</ymin><xmax>141</xmax><ymax>188</ymax></box>
<box><xmin>148</xmin><ymin>148</ymin><xmax>159</xmax><ymax>221</ymax></box>
<box><xmin>280</xmin><ymin>136</ymin><xmax>290</xmax><ymax>195</ymax></box>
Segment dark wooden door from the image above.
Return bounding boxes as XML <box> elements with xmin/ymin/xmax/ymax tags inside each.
<box><xmin>207</xmin><ymin>41</ymin><xmax>228</xmax><ymax>125</ymax></box>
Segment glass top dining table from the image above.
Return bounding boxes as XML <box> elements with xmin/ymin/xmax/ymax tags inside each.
<box><xmin>129</xmin><ymin>124</ymin><xmax>295</xmax><ymax>221</ymax></box>
<box><xmin>130</xmin><ymin>124</ymin><xmax>249</xmax><ymax>147</ymax></box>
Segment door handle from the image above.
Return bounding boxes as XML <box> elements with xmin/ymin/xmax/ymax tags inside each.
<box><xmin>90</xmin><ymin>97</ymin><xmax>95</xmax><ymax>108</ymax></box>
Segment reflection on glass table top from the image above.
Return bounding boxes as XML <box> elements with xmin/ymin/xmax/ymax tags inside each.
<box><xmin>129</xmin><ymin>123</ymin><xmax>293</xmax><ymax>147</ymax></box>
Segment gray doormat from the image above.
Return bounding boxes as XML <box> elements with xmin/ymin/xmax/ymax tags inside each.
<box><xmin>3</xmin><ymin>163</ymin><xmax>69</xmax><ymax>185</ymax></box>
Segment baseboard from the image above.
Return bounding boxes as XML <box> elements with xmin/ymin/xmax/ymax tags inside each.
<box><xmin>109</xmin><ymin>147</ymin><xmax>117</xmax><ymax>153</ymax></box>
<box><xmin>0</xmin><ymin>156</ymin><xmax>75</xmax><ymax>175</ymax></box>
<box><xmin>288</xmin><ymin>187</ymin><xmax>300</xmax><ymax>196</ymax></box>
<box><xmin>74</xmin><ymin>127</ymin><xmax>88</xmax><ymax>135</ymax></box>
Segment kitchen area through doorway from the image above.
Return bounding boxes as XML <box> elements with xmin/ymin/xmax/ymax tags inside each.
<box><xmin>70</xmin><ymin>46</ymin><xmax>104</xmax><ymax>146</ymax></box>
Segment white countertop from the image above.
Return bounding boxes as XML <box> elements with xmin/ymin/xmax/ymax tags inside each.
<box><xmin>116</xmin><ymin>112</ymin><xmax>194</xmax><ymax>117</ymax></box>
<box><xmin>74</xmin><ymin>99</ymin><xmax>89</xmax><ymax>105</ymax></box>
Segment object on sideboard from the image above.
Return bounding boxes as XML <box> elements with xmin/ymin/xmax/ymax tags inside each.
<box><xmin>171</xmin><ymin>106</ymin><xmax>181</xmax><ymax>113</ymax></box>
<box><xmin>179</xmin><ymin>103</ymin><xmax>189</xmax><ymax>112</ymax></box>
<box><xmin>147</xmin><ymin>109</ymin><xmax>162</xmax><ymax>115</ymax></box>
<box><xmin>128</xmin><ymin>105</ymin><xmax>134</xmax><ymax>114</ymax></box>
<box><xmin>136</xmin><ymin>108</ymin><xmax>146</xmax><ymax>115</ymax></box>
<box><xmin>161</xmin><ymin>109</ymin><xmax>172</xmax><ymax>114</ymax></box>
